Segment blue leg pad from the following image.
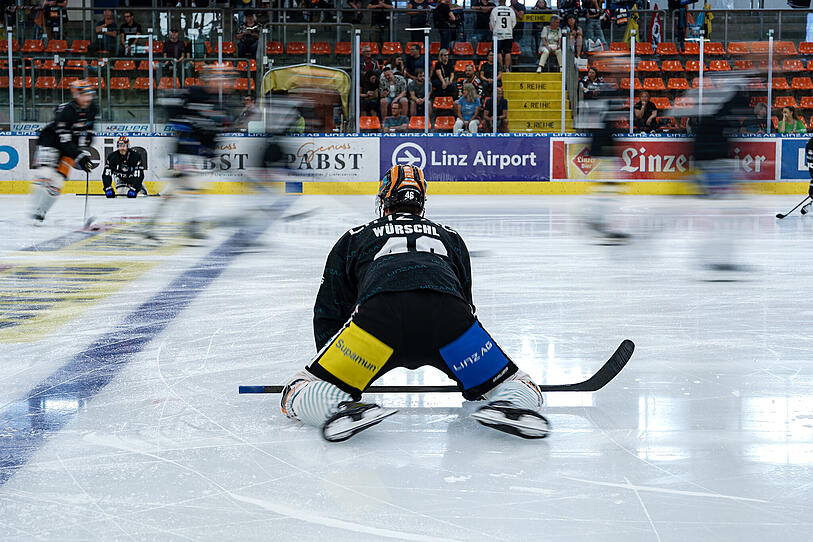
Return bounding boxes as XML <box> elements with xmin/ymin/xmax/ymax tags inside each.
<box><xmin>439</xmin><ymin>321</ymin><xmax>510</xmax><ymax>391</ymax></box>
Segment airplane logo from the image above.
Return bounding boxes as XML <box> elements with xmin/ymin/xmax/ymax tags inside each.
<box><xmin>391</xmin><ymin>142</ymin><xmax>426</xmax><ymax>170</ymax></box>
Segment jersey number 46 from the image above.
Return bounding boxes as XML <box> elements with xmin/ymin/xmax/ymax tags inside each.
<box><xmin>374</xmin><ymin>235</ymin><xmax>448</xmax><ymax>260</ymax></box>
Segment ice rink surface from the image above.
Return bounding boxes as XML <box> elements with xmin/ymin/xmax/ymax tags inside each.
<box><xmin>1</xmin><ymin>192</ymin><xmax>813</xmax><ymax>541</ymax></box>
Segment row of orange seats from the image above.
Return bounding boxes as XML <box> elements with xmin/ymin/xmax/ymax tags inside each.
<box><xmin>0</xmin><ymin>76</ymin><xmax>255</xmax><ymax>91</ymax></box>
<box><xmin>609</xmin><ymin>76</ymin><xmax>813</xmax><ymax>91</ymax></box>
<box><xmin>615</xmin><ymin>94</ymin><xmax>813</xmax><ymax>111</ymax></box>
<box><xmin>360</xmin><ymin>116</ymin><xmax>467</xmax><ymax>132</ymax></box>
<box><xmin>592</xmin><ymin>58</ymin><xmax>813</xmax><ymax>74</ymax></box>
<box><xmin>604</xmin><ymin>40</ymin><xmax>805</xmax><ymax>57</ymax></box>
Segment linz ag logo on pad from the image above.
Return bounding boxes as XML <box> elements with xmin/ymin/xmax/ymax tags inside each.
<box><xmin>572</xmin><ymin>146</ymin><xmax>598</xmax><ymax>176</ymax></box>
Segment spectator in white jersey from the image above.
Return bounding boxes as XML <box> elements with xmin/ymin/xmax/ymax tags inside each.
<box><xmin>489</xmin><ymin>0</ymin><xmax>517</xmax><ymax>72</ymax></box>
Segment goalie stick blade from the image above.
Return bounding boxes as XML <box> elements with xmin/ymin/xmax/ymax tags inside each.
<box><xmin>238</xmin><ymin>339</ymin><xmax>634</xmax><ymax>395</ymax></box>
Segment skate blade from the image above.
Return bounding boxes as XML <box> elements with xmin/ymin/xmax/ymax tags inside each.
<box><xmin>322</xmin><ymin>408</ymin><xmax>397</xmax><ymax>442</ymax></box>
<box><xmin>471</xmin><ymin>409</ymin><xmax>551</xmax><ymax>439</ymax></box>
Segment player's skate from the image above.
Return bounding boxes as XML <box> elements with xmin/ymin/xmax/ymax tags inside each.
<box><xmin>801</xmin><ymin>201</ymin><xmax>812</xmax><ymax>215</ymax></box>
<box><xmin>472</xmin><ymin>400</ymin><xmax>551</xmax><ymax>439</ymax></box>
<box><xmin>321</xmin><ymin>401</ymin><xmax>397</xmax><ymax>442</ymax></box>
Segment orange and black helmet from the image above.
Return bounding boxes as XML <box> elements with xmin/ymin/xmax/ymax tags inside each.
<box><xmin>70</xmin><ymin>79</ymin><xmax>95</xmax><ymax>96</ymax></box>
<box><xmin>117</xmin><ymin>136</ymin><xmax>129</xmax><ymax>148</ymax></box>
<box><xmin>378</xmin><ymin>165</ymin><xmax>427</xmax><ymax>215</ymax></box>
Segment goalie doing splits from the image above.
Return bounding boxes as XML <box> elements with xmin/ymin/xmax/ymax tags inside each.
<box><xmin>102</xmin><ymin>136</ymin><xmax>145</xmax><ymax>198</ymax></box>
<box><xmin>281</xmin><ymin>165</ymin><xmax>550</xmax><ymax>442</ymax></box>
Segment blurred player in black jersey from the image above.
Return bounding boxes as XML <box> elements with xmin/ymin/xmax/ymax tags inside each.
<box><xmin>102</xmin><ymin>136</ymin><xmax>145</xmax><ymax>198</ymax></box>
<box><xmin>146</xmin><ymin>63</ymin><xmax>234</xmax><ymax>239</ymax></box>
<box><xmin>31</xmin><ymin>79</ymin><xmax>97</xmax><ymax>223</ymax></box>
<box><xmin>280</xmin><ymin>165</ymin><xmax>550</xmax><ymax>442</ymax></box>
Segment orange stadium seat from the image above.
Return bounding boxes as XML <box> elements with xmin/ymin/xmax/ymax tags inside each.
<box><xmin>70</xmin><ymin>40</ymin><xmax>90</xmax><ymax>53</ymax></box>
<box><xmin>86</xmin><ymin>77</ymin><xmax>105</xmax><ymax>90</ymax></box>
<box><xmin>734</xmin><ymin>60</ymin><xmax>754</xmax><ymax>70</ymax></box>
<box><xmin>359</xmin><ymin>116</ymin><xmax>380</xmax><ymax>131</ymax></box>
<box><xmin>158</xmin><ymin>78</ymin><xmax>178</xmax><ymax>90</ymax></box>
<box><xmin>748</xmin><ymin>79</ymin><xmax>767</xmax><ymax>90</ymax></box>
<box><xmin>774</xmin><ymin>96</ymin><xmax>797</xmax><ymax>108</ymax></box>
<box><xmin>152</xmin><ymin>41</ymin><xmax>163</xmax><ymax>54</ymax></box>
<box><xmin>635</xmin><ymin>42</ymin><xmax>654</xmax><ymax>56</ymax></box>
<box><xmin>800</xmin><ymin>96</ymin><xmax>813</xmax><ymax>109</ymax></box>
<box><xmin>64</xmin><ymin>59</ymin><xmax>87</xmax><ymax>71</ymax></box>
<box><xmin>287</xmin><ymin>42</ymin><xmax>306</xmax><ymax>55</ymax></box>
<box><xmin>133</xmin><ymin>77</ymin><xmax>154</xmax><ymax>89</ymax></box>
<box><xmin>334</xmin><ymin>42</ymin><xmax>351</xmax><ymax>55</ymax></box>
<box><xmin>406</xmin><ymin>41</ymin><xmax>425</xmax><ymax>54</ymax></box>
<box><xmin>475</xmin><ymin>42</ymin><xmax>491</xmax><ymax>56</ymax></box>
<box><xmin>382</xmin><ymin>42</ymin><xmax>403</xmax><ymax>55</ymax></box>
<box><xmin>58</xmin><ymin>76</ymin><xmax>78</xmax><ymax>89</ymax></box>
<box><xmin>452</xmin><ymin>42</ymin><xmax>474</xmax><ymax>56</ymax></box>
<box><xmin>751</xmin><ymin>42</ymin><xmax>771</xmax><ymax>54</ymax></box>
<box><xmin>233</xmin><ymin>78</ymin><xmax>255</xmax><ymax>91</ymax></box>
<box><xmin>183</xmin><ymin>77</ymin><xmax>199</xmax><ymax>88</ymax></box>
<box><xmin>750</xmin><ymin>96</ymin><xmax>768</xmax><ymax>107</ymax></box>
<box><xmin>661</xmin><ymin>60</ymin><xmax>682</xmax><ymax>72</ymax></box>
<box><xmin>38</xmin><ymin>59</ymin><xmax>58</xmax><ymax>70</ymax></box>
<box><xmin>0</xmin><ymin>39</ymin><xmax>19</xmax><ymax>52</ymax></box>
<box><xmin>433</xmin><ymin>96</ymin><xmax>454</xmax><ymax>110</ymax></box>
<box><xmin>691</xmin><ymin>77</ymin><xmax>714</xmax><ymax>88</ymax></box>
<box><xmin>643</xmin><ymin>77</ymin><xmax>665</xmax><ymax>90</ymax></box>
<box><xmin>673</xmin><ymin>96</ymin><xmax>694</xmax><ymax>108</ymax></box>
<box><xmin>772</xmin><ymin>77</ymin><xmax>791</xmax><ymax>90</ymax></box>
<box><xmin>220</xmin><ymin>41</ymin><xmax>236</xmax><ymax>55</ymax></box>
<box><xmin>783</xmin><ymin>59</ymin><xmax>805</xmax><ymax>72</ymax></box>
<box><xmin>110</xmin><ymin>77</ymin><xmax>130</xmax><ymax>90</ymax></box>
<box><xmin>800</xmin><ymin>42</ymin><xmax>813</xmax><ymax>55</ymax></box>
<box><xmin>637</xmin><ymin>60</ymin><xmax>659</xmax><ymax>72</ymax></box>
<box><xmin>454</xmin><ymin>60</ymin><xmax>475</xmax><ymax>72</ymax></box>
<box><xmin>656</xmin><ymin>42</ymin><xmax>678</xmax><ymax>56</ymax></box>
<box><xmin>684</xmin><ymin>60</ymin><xmax>701</xmax><ymax>72</ymax></box>
<box><xmin>22</xmin><ymin>39</ymin><xmax>44</xmax><ymax>53</ymax></box>
<box><xmin>311</xmin><ymin>42</ymin><xmax>330</xmax><ymax>55</ymax></box>
<box><xmin>137</xmin><ymin>60</ymin><xmax>159</xmax><ymax>71</ymax></box>
<box><xmin>775</xmin><ymin>41</ymin><xmax>797</xmax><ymax>56</ymax></box>
<box><xmin>667</xmin><ymin>77</ymin><xmax>689</xmax><ymax>90</ymax></box>
<box><xmin>45</xmin><ymin>39</ymin><xmax>68</xmax><ymax>53</ymax></box>
<box><xmin>35</xmin><ymin>76</ymin><xmax>57</xmax><ymax>89</ymax></box>
<box><xmin>792</xmin><ymin>77</ymin><xmax>813</xmax><ymax>90</ymax></box>
<box><xmin>704</xmin><ymin>42</ymin><xmax>725</xmax><ymax>55</ymax></box>
<box><xmin>267</xmin><ymin>41</ymin><xmax>284</xmax><ymax>54</ymax></box>
<box><xmin>650</xmin><ymin>96</ymin><xmax>670</xmax><ymax>109</ymax></box>
<box><xmin>0</xmin><ymin>76</ymin><xmax>8</xmax><ymax>88</ymax></box>
<box><xmin>681</xmin><ymin>42</ymin><xmax>699</xmax><ymax>55</ymax></box>
<box><xmin>511</xmin><ymin>42</ymin><xmax>521</xmax><ymax>55</ymax></box>
<box><xmin>727</xmin><ymin>42</ymin><xmax>749</xmax><ymax>55</ymax></box>
<box><xmin>609</xmin><ymin>42</ymin><xmax>629</xmax><ymax>53</ymax></box>
<box><xmin>709</xmin><ymin>60</ymin><xmax>731</xmax><ymax>71</ymax></box>
<box><xmin>13</xmin><ymin>76</ymin><xmax>32</xmax><ymax>88</ymax></box>
<box><xmin>360</xmin><ymin>42</ymin><xmax>379</xmax><ymax>55</ymax></box>
<box><xmin>433</xmin><ymin>116</ymin><xmax>455</xmax><ymax>131</ymax></box>
<box><xmin>619</xmin><ymin>77</ymin><xmax>642</xmax><ymax>90</ymax></box>
<box><xmin>430</xmin><ymin>42</ymin><xmax>440</xmax><ymax>55</ymax></box>
<box><xmin>408</xmin><ymin>116</ymin><xmax>425</xmax><ymax>131</ymax></box>
<box><xmin>771</xmin><ymin>116</ymin><xmax>779</xmax><ymax>130</ymax></box>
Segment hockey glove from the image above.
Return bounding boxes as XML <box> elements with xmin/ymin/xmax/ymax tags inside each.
<box><xmin>808</xmin><ymin>181</ymin><xmax>813</xmax><ymax>199</ymax></box>
<box><xmin>76</xmin><ymin>152</ymin><xmax>94</xmax><ymax>173</ymax></box>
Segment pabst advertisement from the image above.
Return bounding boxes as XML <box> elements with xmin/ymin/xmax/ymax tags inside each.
<box><xmin>552</xmin><ymin>137</ymin><xmax>777</xmax><ymax>181</ymax></box>
<box><xmin>379</xmin><ymin>135</ymin><xmax>550</xmax><ymax>182</ymax></box>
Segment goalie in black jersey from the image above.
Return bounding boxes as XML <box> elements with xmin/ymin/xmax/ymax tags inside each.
<box><xmin>31</xmin><ymin>79</ymin><xmax>97</xmax><ymax>222</ymax></box>
<box><xmin>102</xmin><ymin>136</ymin><xmax>145</xmax><ymax>198</ymax></box>
<box><xmin>280</xmin><ymin>165</ymin><xmax>550</xmax><ymax>442</ymax></box>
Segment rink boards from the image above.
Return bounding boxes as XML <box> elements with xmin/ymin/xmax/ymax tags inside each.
<box><xmin>0</xmin><ymin>132</ymin><xmax>808</xmax><ymax>195</ymax></box>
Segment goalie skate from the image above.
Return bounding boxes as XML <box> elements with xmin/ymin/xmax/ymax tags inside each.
<box><xmin>321</xmin><ymin>401</ymin><xmax>398</xmax><ymax>442</ymax></box>
<box><xmin>472</xmin><ymin>401</ymin><xmax>551</xmax><ymax>439</ymax></box>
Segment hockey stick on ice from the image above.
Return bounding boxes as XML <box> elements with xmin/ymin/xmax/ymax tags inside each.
<box><xmin>238</xmin><ymin>339</ymin><xmax>635</xmax><ymax>394</ymax></box>
<box><xmin>776</xmin><ymin>197</ymin><xmax>810</xmax><ymax>219</ymax></box>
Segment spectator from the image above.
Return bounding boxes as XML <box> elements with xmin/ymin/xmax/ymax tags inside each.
<box><xmin>361</xmin><ymin>71</ymin><xmax>381</xmax><ymax>117</ymax></box>
<box><xmin>360</xmin><ymin>44</ymin><xmax>381</xmax><ymax>75</ymax></box>
<box><xmin>407</xmin><ymin>0</ymin><xmax>430</xmax><ymax>44</ymax></box>
<box><xmin>472</xmin><ymin>0</ymin><xmax>495</xmax><ymax>49</ymax></box>
<box><xmin>163</xmin><ymin>28</ymin><xmax>186</xmax><ymax>61</ymax></box>
<box><xmin>456</xmin><ymin>63</ymin><xmax>482</xmax><ymax>97</ymax></box>
<box><xmin>490</xmin><ymin>0</ymin><xmax>516</xmax><ymax>72</ymax></box>
<box><xmin>454</xmin><ymin>82</ymin><xmax>481</xmax><ymax>134</ymax></box>
<box><xmin>368</xmin><ymin>0</ymin><xmax>394</xmax><ymax>47</ymax></box>
<box><xmin>430</xmin><ymin>48</ymin><xmax>457</xmax><ymax>99</ymax></box>
<box><xmin>634</xmin><ymin>90</ymin><xmax>658</xmax><ymax>132</ymax></box>
<box><xmin>563</xmin><ymin>13</ymin><xmax>583</xmax><ymax>58</ymax></box>
<box><xmin>404</xmin><ymin>43</ymin><xmax>424</xmax><ymax>81</ymax></box>
<box><xmin>235</xmin><ymin>95</ymin><xmax>260</xmax><ymax>130</ymax></box>
<box><xmin>390</xmin><ymin>54</ymin><xmax>406</xmax><ymax>78</ymax></box>
<box><xmin>479</xmin><ymin>50</ymin><xmax>502</xmax><ymax>96</ymax></box>
<box><xmin>668</xmin><ymin>0</ymin><xmax>688</xmax><ymax>52</ymax></box>
<box><xmin>531</xmin><ymin>0</ymin><xmax>548</xmax><ymax>54</ymax></box>
<box><xmin>119</xmin><ymin>11</ymin><xmax>144</xmax><ymax>55</ymax></box>
<box><xmin>584</xmin><ymin>0</ymin><xmax>607</xmax><ymax>51</ymax></box>
<box><xmin>579</xmin><ymin>66</ymin><xmax>603</xmax><ymax>99</ymax></box>
<box><xmin>779</xmin><ymin>106</ymin><xmax>807</xmax><ymax>134</ymax></box>
<box><xmin>408</xmin><ymin>69</ymin><xmax>428</xmax><ymax>117</ymax></box>
<box><xmin>536</xmin><ymin>13</ymin><xmax>561</xmax><ymax>72</ymax></box>
<box><xmin>482</xmin><ymin>86</ymin><xmax>508</xmax><ymax>132</ymax></box>
<box><xmin>236</xmin><ymin>11</ymin><xmax>260</xmax><ymax>59</ymax></box>
<box><xmin>741</xmin><ymin>102</ymin><xmax>767</xmax><ymax>134</ymax></box>
<box><xmin>379</xmin><ymin>64</ymin><xmax>408</xmax><ymax>118</ymax></box>
<box><xmin>382</xmin><ymin>101</ymin><xmax>410</xmax><ymax>132</ymax></box>
<box><xmin>94</xmin><ymin>9</ymin><xmax>118</xmax><ymax>55</ymax></box>
<box><xmin>434</xmin><ymin>0</ymin><xmax>457</xmax><ymax>52</ymax></box>
<box><xmin>345</xmin><ymin>0</ymin><xmax>363</xmax><ymax>24</ymax></box>
<box><xmin>510</xmin><ymin>0</ymin><xmax>526</xmax><ymax>55</ymax></box>
<box><xmin>42</xmin><ymin>0</ymin><xmax>66</xmax><ymax>41</ymax></box>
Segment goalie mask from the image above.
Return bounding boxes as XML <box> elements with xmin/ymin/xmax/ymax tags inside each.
<box><xmin>377</xmin><ymin>165</ymin><xmax>427</xmax><ymax>216</ymax></box>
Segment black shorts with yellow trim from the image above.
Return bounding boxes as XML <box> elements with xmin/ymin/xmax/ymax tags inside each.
<box><xmin>307</xmin><ymin>290</ymin><xmax>518</xmax><ymax>401</ymax></box>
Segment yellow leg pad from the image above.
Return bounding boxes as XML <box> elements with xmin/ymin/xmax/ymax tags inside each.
<box><xmin>315</xmin><ymin>322</ymin><xmax>394</xmax><ymax>391</ymax></box>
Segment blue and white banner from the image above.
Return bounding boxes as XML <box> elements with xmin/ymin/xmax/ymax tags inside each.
<box><xmin>780</xmin><ymin>138</ymin><xmax>810</xmax><ymax>181</ymax></box>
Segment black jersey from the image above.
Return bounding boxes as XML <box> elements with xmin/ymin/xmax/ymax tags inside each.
<box><xmin>103</xmin><ymin>149</ymin><xmax>144</xmax><ymax>181</ymax></box>
<box><xmin>313</xmin><ymin>212</ymin><xmax>473</xmax><ymax>349</ymax></box>
<box><xmin>163</xmin><ymin>86</ymin><xmax>230</xmax><ymax>153</ymax></box>
<box><xmin>37</xmin><ymin>100</ymin><xmax>97</xmax><ymax>160</ymax></box>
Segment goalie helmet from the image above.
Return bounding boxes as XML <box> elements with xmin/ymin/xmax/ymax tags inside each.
<box><xmin>378</xmin><ymin>165</ymin><xmax>427</xmax><ymax>215</ymax></box>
